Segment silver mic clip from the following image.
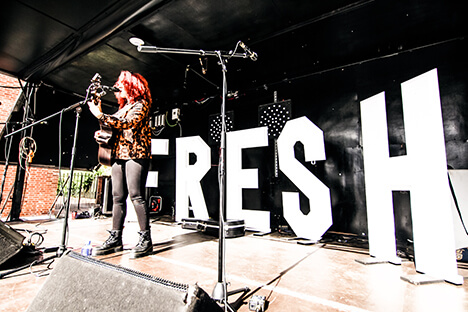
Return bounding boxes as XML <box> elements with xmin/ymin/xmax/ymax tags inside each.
<box><xmin>239</xmin><ymin>41</ymin><xmax>258</xmax><ymax>61</ymax></box>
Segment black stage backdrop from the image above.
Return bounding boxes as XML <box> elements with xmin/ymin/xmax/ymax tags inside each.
<box><xmin>0</xmin><ymin>0</ymin><xmax>466</xmax><ymax>248</ymax></box>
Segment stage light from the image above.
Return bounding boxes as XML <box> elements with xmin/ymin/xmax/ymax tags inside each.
<box><xmin>258</xmin><ymin>100</ymin><xmax>292</xmax><ymax>139</ymax></box>
<box><xmin>129</xmin><ymin>37</ymin><xmax>145</xmax><ymax>46</ymax></box>
<box><xmin>208</xmin><ymin>111</ymin><xmax>234</xmax><ymax>145</ymax></box>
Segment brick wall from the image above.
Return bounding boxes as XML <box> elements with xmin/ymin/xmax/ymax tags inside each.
<box><xmin>0</xmin><ymin>73</ymin><xmax>22</xmax><ymax>135</ymax></box>
<box><xmin>1</xmin><ymin>72</ymin><xmax>60</xmax><ymax>218</ymax></box>
<box><xmin>0</xmin><ymin>164</ymin><xmax>60</xmax><ymax>218</ymax></box>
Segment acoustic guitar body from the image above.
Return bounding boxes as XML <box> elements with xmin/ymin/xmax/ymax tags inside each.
<box><xmin>96</xmin><ymin>123</ymin><xmax>114</xmax><ymax>167</ymax></box>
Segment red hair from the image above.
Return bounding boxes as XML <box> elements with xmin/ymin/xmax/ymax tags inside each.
<box><xmin>115</xmin><ymin>71</ymin><xmax>152</xmax><ymax>109</ymax></box>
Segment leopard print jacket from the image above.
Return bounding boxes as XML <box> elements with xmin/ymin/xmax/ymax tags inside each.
<box><xmin>99</xmin><ymin>100</ymin><xmax>152</xmax><ymax>160</ymax></box>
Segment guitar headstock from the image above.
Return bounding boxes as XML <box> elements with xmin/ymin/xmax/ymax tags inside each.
<box><xmin>89</xmin><ymin>73</ymin><xmax>106</xmax><ymax>99</ymax></box>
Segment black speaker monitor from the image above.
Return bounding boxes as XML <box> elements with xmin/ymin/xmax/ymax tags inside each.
<box><xmin>26</xmin><ymin>251</ymin><xmax>222</xmax><ymax>312</ymax></box>
<box><xmin>0</xmin><ymin>221</ymin><xmax>25</xmax><ymax>266</ymax></box>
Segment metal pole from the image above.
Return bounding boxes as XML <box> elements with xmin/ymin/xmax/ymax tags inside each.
<box><xmin>212</xmin><ymin>52</ymin><xmax>228</xmax><ymax>302</ymax></box>
<box><xmin>138</xmin><ymin>43</ymin><xmax>253</xmax><ymax>310</ymax></box>
<box><xmin>57</xmin><ymin>106</ymin><xmax>82</xmax><ymax>256</ymax></box>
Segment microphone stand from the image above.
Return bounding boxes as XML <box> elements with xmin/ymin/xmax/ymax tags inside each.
<box><xmin>138</xmin><ymin>44</ymin><xmax>252</xmax><ymax>311</ymax></box>
<box><xmin>5</xmin><ymin>91</ymin><xmax>92</xmax><ymax>259</ymax></box>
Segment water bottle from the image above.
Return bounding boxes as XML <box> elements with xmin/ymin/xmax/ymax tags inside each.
<box><xmin>81</xmin><ymin>240</ymin><xmax>92</xmax><ymax>256</ymax></box>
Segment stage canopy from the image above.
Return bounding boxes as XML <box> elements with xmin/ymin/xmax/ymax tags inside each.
<box><xmin>0</xmin><ymin>0</ymin><xmax>463</xmax><ymax>104</ymax></box>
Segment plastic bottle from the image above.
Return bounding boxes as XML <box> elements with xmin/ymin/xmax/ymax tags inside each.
<box><xmin>81</xmin><ymin>240</ymin><xmax>92</xmax><ymax>256</ymax></box>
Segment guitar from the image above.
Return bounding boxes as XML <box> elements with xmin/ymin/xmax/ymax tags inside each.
<box><xmin>95</xmin><ymin>122</ymin><xmax>114</xmax><ymax>166</ymax></box>
<box><xmin>89</xmin><ymin>90</ymin><xmax>115</xmax><ymax>166</ymax></box>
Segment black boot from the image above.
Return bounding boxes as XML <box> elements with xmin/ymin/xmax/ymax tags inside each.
<box><xmin>92</xmin><ymin>230</ymin><xmax>123</xmax><ymax>256</ymax></box>
<box><xmin>130</xmin><ymin>230</ymin><xmax>153</xmax><ymax>259</ymax></box>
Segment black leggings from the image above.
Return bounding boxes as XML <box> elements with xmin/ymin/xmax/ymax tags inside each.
<box><xmin>111</xmin><ymin>159</ymin><xmax>150</xmax><ymax>231</ymax></box>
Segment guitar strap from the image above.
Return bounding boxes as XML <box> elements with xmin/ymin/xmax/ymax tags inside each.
<box><xmin>114</xmin><ymin>102</ymin><xmax>136</xmax><ymax>118</ymax></box>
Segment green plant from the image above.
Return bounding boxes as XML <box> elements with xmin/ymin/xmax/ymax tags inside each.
<box><xmin>57</xmin><ymin>166</ymin><xmax>111</xmax><ymax>197</ymax></box>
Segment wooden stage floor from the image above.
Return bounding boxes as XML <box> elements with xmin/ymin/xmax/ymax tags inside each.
<box><xmin>1</xmin><ymin>215</ymin><xmax>467</xmax><ymax>311</ymax></box>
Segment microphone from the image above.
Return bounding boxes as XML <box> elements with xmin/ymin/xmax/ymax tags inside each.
<box><xmin>101</xmin><ymin>85</ymin><xmax>120</xmax><ymax>92</ymax></box>
<box><xmin>239</xmin><ymin>41</ymin><xmax>258</xmax><ymax>61</ymax></box>
<box><xmin>88</xmin><ymin>73</ymin><xmax>120</xmax><ymax>96</ymax></box>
